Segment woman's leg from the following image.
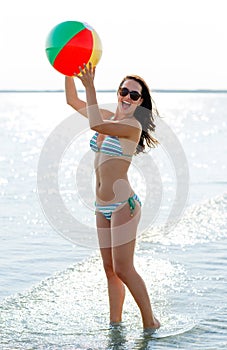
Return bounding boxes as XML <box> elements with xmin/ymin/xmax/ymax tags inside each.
<box><xmin>111</xmin><ymin>202</ymin><xmax>160</xmax><ymax>329</ymax></box>
<box><xmin>96</xmin><ymin>212</ymin><xmax>125</xmax><ymax>323</ymax></box>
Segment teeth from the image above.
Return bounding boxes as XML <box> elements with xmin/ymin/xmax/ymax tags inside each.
<box><xmin>121</xmin><ymin>101</ymin><xmax>131</xmax><ymax>110</ymax></box>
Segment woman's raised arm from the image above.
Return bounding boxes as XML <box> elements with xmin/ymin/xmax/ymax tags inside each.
<box><xmin>65</xmin><ymin>76</ymin><xmax>88</xmax><ymax>117</ymax></box>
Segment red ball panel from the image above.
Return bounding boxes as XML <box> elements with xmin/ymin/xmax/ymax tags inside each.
<box><xmin>53</xmin><ymin>28</ymin><xmax>93</xmax><ymax>76</ymax></box>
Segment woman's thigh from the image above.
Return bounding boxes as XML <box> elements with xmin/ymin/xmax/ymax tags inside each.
<box><xmin>111</xmin><ymin>200</ymin><xmax>141</xmax><ymax>248</ymax></box>
<box><xmin>96</xmin><ymin>202</ymin><xmax>141</xmax><ymax>270</ymax></box>
<box><xmin>96</xmin><ymin>211</ymin><xmax>111</xmax><ymax>248</ymax></box>
<box><xmin>96</xmin><ymin>211</ymin><xmax>113</xmax><ymax>270</ymax></box>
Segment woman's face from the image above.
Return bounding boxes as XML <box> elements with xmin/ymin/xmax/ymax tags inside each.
<box><xmin>117</xmin><ymin>79</ymin><xmax>143</xmax><ymax>116</ymax></box>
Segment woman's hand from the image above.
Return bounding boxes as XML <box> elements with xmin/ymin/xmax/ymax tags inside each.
<box><xmin>74</xmin><ymin>62</ymin><xmax>96</xmax><ymax>89</ymax></box>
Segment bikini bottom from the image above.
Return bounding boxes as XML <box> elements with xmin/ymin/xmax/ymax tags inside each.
<box><xmin>95</xmin><ymin>193</ymin><xmax>142</xmax><ymax>221</ymax></box>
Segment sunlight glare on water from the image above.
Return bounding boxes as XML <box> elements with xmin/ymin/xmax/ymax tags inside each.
<box><xmin>0</xmin><ymin>251</ymin><xmax>198</xmax><ymax>349</ymax></box>
<box><xmin>0</xmin><ymin>92</ymin><xmax>227</xmax><ymax>349</ymax></box>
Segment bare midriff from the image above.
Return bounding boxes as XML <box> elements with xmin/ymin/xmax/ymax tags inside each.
<box><xmin>94</xmin><ymin>153</ymin><xmax>133</xmax><ymax>205</ymax></box>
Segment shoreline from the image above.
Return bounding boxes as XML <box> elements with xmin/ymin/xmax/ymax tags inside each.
<box><xmin>1</xmin><ymin>89</ymin><xmax>227</xmax><ymax>94</ymax></box>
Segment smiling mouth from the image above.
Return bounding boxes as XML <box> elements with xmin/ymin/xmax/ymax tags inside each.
<box><xmin>122</xmin><ymin>101</ymin><xmax>131</xmax><ymax>109</ymax></box>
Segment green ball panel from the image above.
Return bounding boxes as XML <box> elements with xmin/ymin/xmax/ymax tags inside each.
<box><xmin>45</xmin><ymin>21</ymin><xmax>86</xmax><ymax>65</ymax></box>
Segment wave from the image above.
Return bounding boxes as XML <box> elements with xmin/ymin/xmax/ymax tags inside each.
<box><xmin>0</xmin><ymin>253</ymin><xmax>197</xmax><ymax>349</ymax></box>
<box><xmin>144</xmin><ymin>192</ymin><xmax>227</xmax><ymax>246</ymax></box>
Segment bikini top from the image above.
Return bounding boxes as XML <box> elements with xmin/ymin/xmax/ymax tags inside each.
<box><xmin>90</xmin><ymin>132</ymin><xmax>133</xmax><ymax>158</ymax></box>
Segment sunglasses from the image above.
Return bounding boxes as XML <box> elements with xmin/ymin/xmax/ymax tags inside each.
<box><xmin>118</xmin><ymin>87</ymin><xmax>142</xmax><ymax>101</ymax></box>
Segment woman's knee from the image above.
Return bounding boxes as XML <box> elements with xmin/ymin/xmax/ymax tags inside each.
<box><xmin>103</xmin><ymin>262</ymin><xmax>131</xmax><ymax>281</ymax></box>
<box><xmin>114</xmin><ymin>264</ymin><xmax>134</xmax><ymax>282</ymax></box>
<box><xmin>103</xmin><ymin>262</ymin><xmax>115</xmax><ymax>279</ymax></box>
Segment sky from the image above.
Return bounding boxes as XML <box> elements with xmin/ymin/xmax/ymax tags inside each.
<box><xmin>1</xmin><ymin>0</ymin><xmax>227</xmax><ymax>90</ymax></box>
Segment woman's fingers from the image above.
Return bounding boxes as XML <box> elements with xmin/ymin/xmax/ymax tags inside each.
<box><xmin>74</xmin><ymin>63</ymin><xmax>95</xmax><ymax>76</ymax></box>
<box><xmin>73</xmin><ymin>63</ymin><xmax>96</xmax><ymax>87</ymax></box>
<box><xmin>92</xmin><ymin>64</ymin><xmax>96</xmax><ymax>77</ymax></box>
<box><xmin>79</xmin><ymin>65</ymin><xmax>85</xmax><ymax>75</ymax></box>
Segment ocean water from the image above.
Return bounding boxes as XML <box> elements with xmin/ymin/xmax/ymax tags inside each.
<box><xmin>0</xmin><ymin>91</ymin><xmax>226</xmax><ymax>349</ymax></box>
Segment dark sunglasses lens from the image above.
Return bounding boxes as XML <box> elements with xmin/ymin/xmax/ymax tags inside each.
<box><xmin>119</xmin><ymin>87</ymin><xmax>129</xmax><ymax>97</ymax></box>
<box><xmin>119</xmin><ymin>87</ymin><xmax>141</xmax><ymax>101</ymax></box>
<box><xmin>130</xmin><ymin>92</ymin><xmax>141</xmax><ymax>101</ymax></box>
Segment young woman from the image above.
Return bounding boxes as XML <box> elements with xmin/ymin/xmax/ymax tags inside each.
<box><xmin>65</xmin><ymin>63</ymin><xmax>160</xmax><ymax>331</ymax></box>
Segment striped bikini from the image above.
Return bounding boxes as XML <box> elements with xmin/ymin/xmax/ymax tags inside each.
<box><xmin>90</xmin><ymin>132</ymin><xmax>132</xmax><ymax>158</ymax></box>
<box><xmin>90</xmin><ymin>131</ymin><xmax>142</xmax><ymax>220</ymax></box>
<box><xmin>95</xmin><ymin>193</ymin><xmax>142</xmax><ymax>220</ymax></box>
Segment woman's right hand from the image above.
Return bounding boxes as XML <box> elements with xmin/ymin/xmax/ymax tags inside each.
<box><xmin>74</xmin><ymin>62</ymin><xmax>96</xmax><ymax>90</ymax></box>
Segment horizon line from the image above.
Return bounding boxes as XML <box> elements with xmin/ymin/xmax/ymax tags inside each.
<box><xmin>0</xmin><ymin>88</ymin><xmax>227</xmax><ymax>94</ymax></box>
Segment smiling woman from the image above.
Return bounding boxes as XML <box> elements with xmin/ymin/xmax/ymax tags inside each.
<box><xmin>117</xmin><ymin>75</ymin><xmax>159</xmax><ymax>154</ymax></box>
<box><xmin>64</xmin><ymin>63</ymin><xmax>161</xmax><ymax>331</ymax></box>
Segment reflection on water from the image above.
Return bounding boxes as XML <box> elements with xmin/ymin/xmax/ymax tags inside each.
<box><xmin>0</xmin><ymin>92</ymin><xmax>227</xmax><ymax>349</ymax></box>
<box><xmin>1</xmin><ymin>190</ymin><xmax>226</xmax><ymax>348</ymax></box>
<box><xmin>107</xmin><ymin>324</ymin><xmax>128</xmax><ymax>349</ymax></box>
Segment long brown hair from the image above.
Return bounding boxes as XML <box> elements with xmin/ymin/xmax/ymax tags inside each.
<box><xmin>118</xmin><ymin>75</ymin><xmax>159</xmax><ymax>154</ymax></box>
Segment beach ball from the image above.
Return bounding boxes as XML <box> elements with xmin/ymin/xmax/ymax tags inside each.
<box><xmin>45</xmin><ymin>21</ymin><xmax>102</xmax><ymax>76</ymax></box>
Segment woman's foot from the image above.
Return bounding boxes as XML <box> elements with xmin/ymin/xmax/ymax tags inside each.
<box><xmin>144</xmin><ymin>316</ymin><xmax>161</xmax><ymax>333</ymax></box>
<box><xmin>110</xmin><ymin>321</ymin><xmax>122</xmax><ymax>325</ymax></box>
<box><xmin>154</xmin><ymin>316</ymin><xmax>161</xmax><ymax>329</ymax></box>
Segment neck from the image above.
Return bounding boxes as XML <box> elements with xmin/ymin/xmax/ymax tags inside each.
<box><xmin>115</xmin><ymin>107</ymin><xmax>133</xmax><ymax>120</ymax></box>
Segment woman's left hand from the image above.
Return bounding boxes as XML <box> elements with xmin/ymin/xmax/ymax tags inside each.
<box><xmin>74</xmin><ymin>62</ymin><xmax>96</xmax><ymax>88</ymax></box>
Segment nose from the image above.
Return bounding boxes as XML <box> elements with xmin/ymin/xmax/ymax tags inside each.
<box><xmin>122</xmin><ymin>91</ymin><xmax>133</xmax><ymax>101</ymax></box>
<box><xmin>124</xmin><ymin>92</ymin><xmax>131</xmax><ymax>100</ymax></box>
